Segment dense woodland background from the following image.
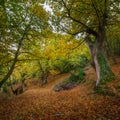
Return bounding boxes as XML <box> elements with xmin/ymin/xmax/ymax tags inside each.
<box><xmin>0</xmin><ymin>0</ymin><xmax>120</xmax><ymax>120</ymax></box>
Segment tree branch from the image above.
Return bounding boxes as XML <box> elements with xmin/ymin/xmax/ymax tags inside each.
<box><xmin>61</xmin><ymin>0</ymin><xmax>98</xmax><ymax>37</ymax></box>
<box><xmin>90</xmin><ymin>0</ymin><xmax>101</xmax><ymax>26</ymax></box>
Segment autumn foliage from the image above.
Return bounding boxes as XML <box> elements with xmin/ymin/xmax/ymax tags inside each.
<box><xmin>0</xmin><ymin>0</ymin><xmax>120</xmax><ymax>120</ymax></box>
<box><xmin>0</xmin><ymin>57</ymin><xmax>120</xmax><ymax>120</ymax></box>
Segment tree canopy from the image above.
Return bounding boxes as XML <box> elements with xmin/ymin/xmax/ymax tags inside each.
<box><xmin>0</xmin><ymin>0</ymin><xmax>120</xmax><ymax>89</ymax></box>
<box><xmin>48</xmin><ymin>0</ymin><xmax>120</xmax><ymax>88</ymax></box>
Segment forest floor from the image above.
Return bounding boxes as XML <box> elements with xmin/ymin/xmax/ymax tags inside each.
<box><xmin>0</xmin><ymin>56</ymin><xmax>120</xmax><ymax>120</ymax></box>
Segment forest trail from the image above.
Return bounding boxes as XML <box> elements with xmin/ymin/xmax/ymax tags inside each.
<box><xmin>0</xmin><ymin>57</ymin><xmax>120</xmax><ymax>120</ymax></box>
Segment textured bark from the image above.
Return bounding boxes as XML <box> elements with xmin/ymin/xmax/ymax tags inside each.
<box><xmin>93</xmin><ymin>50</ymin><xmax>100</xmax><ymax>87</ymax></box>
<box><xmin>86</xmin><ymin>31</ymin><xmax>114</xmax><ymax>88</ymax></box>
<box><xmin>94</xmin><ymin>50</ymin><xmax>114</xmax><ymax>87</ymax></box>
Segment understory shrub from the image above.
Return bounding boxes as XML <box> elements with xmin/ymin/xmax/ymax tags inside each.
<box><xmin>53</xmin><ymin>67</ymin><xmax>85</xmax><ymax>92</ymax></box>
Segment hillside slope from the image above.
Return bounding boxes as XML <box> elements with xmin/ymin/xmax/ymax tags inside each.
<box><xmin>0</xmin><ymin>57</ymin><xmax>120</xmax><ymax>120</ymax></box>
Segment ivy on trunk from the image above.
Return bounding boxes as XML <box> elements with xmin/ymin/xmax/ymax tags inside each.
<box><xmin>86</xmin><ymin>28</ymin><xmax>114</xmax><ymax>88</ymax></box>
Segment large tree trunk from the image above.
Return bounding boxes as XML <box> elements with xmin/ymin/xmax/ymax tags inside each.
<box><xmin>93</xmin><ymin>47</ymin><xmax>114</xmax><ymax>88</ymax></box>
<box><xmin>86</xmin><ymin>31</ymin><xmax>114</xmax><ymax>88</ymax></box>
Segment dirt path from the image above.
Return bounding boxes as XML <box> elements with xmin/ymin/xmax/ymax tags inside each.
<box><xmin>0</xmin><ymin>62</ymin><xmax>120</xmax><ymax>120</ymax></box>
<box><xmin>41</xmin><ymin>73</ymin><xmax>71</xmax><ymax>89</ymax></box>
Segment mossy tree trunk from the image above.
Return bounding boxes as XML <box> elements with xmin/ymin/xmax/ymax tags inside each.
<box><xmin>94</xmin><ymin>50</ymin><xmax>114</xmax><ymax>87</ymax></box>
<box><xmin>97</xmin><ymin>52</ymin><xmax>114</xmax><ymax>82</ymax></box>
<box><xmin>86</xmin><ymin>27</ymin><xmax>114</xmax><ymax>88</ymax></box>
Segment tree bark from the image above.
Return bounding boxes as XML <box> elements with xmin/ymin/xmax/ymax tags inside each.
<box><xmin>38</xmin><ymin>61</ymin><xmax>49</xmax><ymax>86</ymax></box>
<box><xmin>93</xmin><ymin>49</ymin><xmax>100</xmax><ymax>87</ymax></box>
<box><xmin>86</xmin><ymin>32</ymin><xmax>114</xmax><ymax>88</ymax></box>
<box><xmin>0</xmin><ymin>34</ymin><xmax>26</xmax><ymax>87</ymax></box>
<box><xmin>0</xmin><ymin>23</ymin><xmax>30</xmax><ymax>87</ymax></box>
<box><xmin>41</xmin><ymin>68</ymin><xmax>49</xmax><ymax>86</ymax></box>
<box><xmin>0</xmin><ymin>43</ymin><xmax>21</xmax><ymax>87</ymax></box>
